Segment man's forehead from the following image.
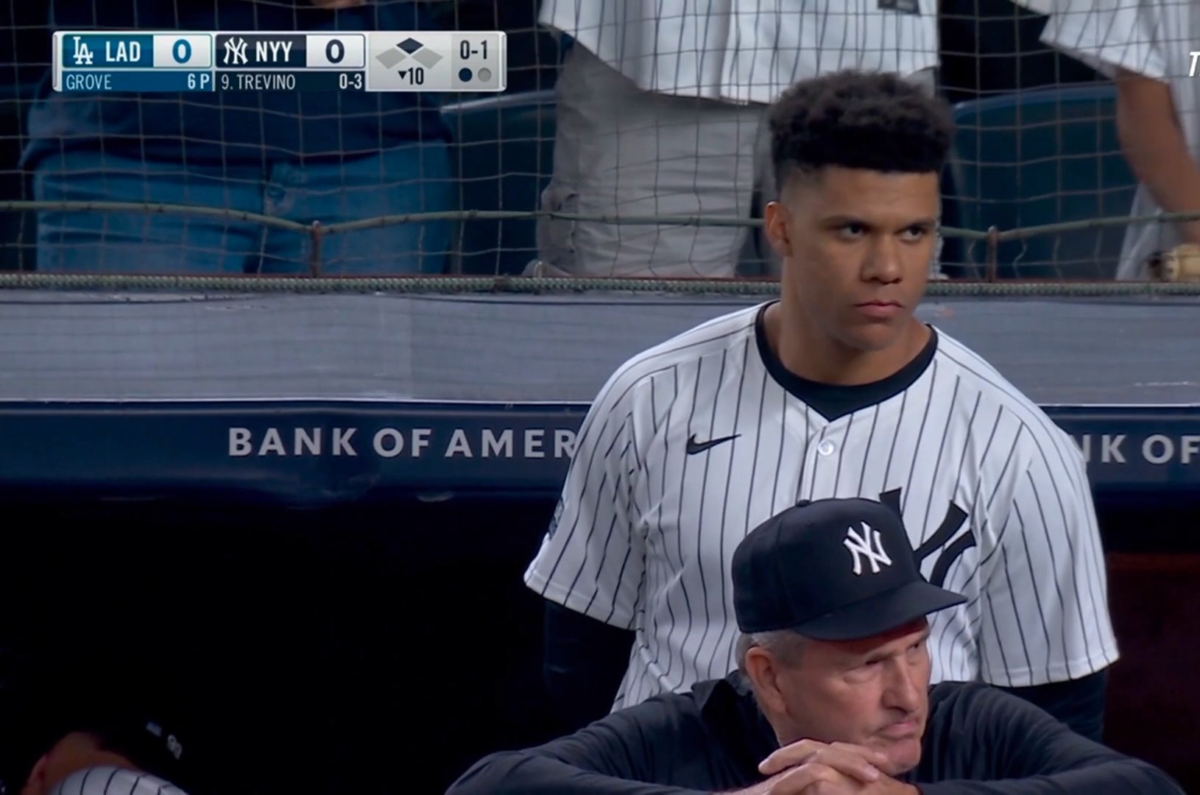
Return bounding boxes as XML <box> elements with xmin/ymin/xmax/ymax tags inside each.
<box><xmin>788</xmin><ymin>167</ymin><xmax>939</xmax><ymax>208</ymax></box>
<box><xmin>816</xmin><ymin>618</ymin><xmax>930</xmax><ymax>656</ymax></box>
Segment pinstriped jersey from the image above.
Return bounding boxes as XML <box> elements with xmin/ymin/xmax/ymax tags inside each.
<box><xmin>50</xmin><ymin>766</ymin><xmax>187</xmax><ymax>795</ymax></box>
<box><xmin>524</xmin><ymin>302</ymin><xmax>1118</xmax><ymax>711</ymax></box>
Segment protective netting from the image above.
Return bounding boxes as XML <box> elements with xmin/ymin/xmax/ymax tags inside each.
<box><xmin>1</xmin><ymin>1</ymin><xmax>1197</xmax><ymax>285</ymax></box>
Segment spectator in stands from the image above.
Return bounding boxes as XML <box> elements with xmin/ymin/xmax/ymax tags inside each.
<box><xmin>533</xmin><ymin>1</ymin><xmax>941</xmax><ymax>279</ymax></box>
<box><xmin>449</xmin><ymin>499</ymin><xmax>1182</xmax><ymax>794</ymax></box>
<box><xmin>23</xmin><ymin>0</ymin><xmax>453</xmax><ymax>275</ymax></box>
<box><xmin>1034</xmin><ymin>1</ymin><xmax>1200</xmax><ymax>279</ymax></box>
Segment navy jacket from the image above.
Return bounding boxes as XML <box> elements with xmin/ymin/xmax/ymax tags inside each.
<box><xmin>448</xmin><ymin>675</ymin><xmax>1184</xmax><ymax>794</ymax></box>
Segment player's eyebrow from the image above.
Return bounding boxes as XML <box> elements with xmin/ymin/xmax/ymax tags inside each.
<box><xmin>820</xmin><ymin>214</ymin><xmax>871</xmax><ymax>228</ymax></box>
<box><xmin>821</xmin><ymin>215</ymin><xmax>938</xmax><ymax>229</ymax></box>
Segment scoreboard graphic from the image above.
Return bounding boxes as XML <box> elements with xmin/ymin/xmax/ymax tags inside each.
<box><xmin>52</xmin><ymin>31</ymin><xmax>506</xmax><ymax>93</ymax></box>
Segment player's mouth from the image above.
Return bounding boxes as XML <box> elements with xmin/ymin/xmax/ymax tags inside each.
<box><xmin>854</xmin><ymin>300</ymin><xmax>902</xmax><ymax>320</ymax></box>
<box><xmin>877</xmin><ymin>718</ymin><xmax>920</xmax><ymax>739</ymax></box>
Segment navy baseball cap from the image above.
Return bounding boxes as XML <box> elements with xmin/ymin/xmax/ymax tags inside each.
<box><xmin>732</xmin><ymin>497</ymin><xmax>966</xmax><ymax>641</ymax></box>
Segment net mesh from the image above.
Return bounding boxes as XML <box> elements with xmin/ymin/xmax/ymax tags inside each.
<box><xmin>0</xmin><ymin>1</ymin><xmax>1195</xmax><ymax>286</ymax></box>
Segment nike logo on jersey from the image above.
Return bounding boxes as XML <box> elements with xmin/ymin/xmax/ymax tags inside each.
<box><xmin>686</xmin><ymin>433</ymin><xmax>740</xmax><ymax>454</ymax></box>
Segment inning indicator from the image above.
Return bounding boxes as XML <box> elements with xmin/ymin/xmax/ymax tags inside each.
<box><xmin>52</xmin><ymin>31</ymin><xmax>506</xmax><ymax>93</ymax></box>
<box><xmin>365</xmin><ymin>32</ymin><xmax>505</xmax><ymax>92</ymax></box>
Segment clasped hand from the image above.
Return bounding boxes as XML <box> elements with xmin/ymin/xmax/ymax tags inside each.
<box><xmin>730</xmin><ymin>739</ymin><xmax>917</xmax><ymax>795</ymax></box>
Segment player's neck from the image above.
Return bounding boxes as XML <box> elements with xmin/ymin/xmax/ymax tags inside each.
<box><xmin>766</xmin><ymin>302</ymin><xmax>930</xmax><ymax>386</ymax></box>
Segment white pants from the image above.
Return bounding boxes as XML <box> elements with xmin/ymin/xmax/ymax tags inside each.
<box><xmin>537</xmin><ymin>46</ymin><xmax>938</xmax><ymax>279</ymax></box>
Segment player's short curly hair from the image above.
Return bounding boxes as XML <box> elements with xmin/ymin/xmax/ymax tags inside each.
<box><xmin>768</xmin><ymin>70</ymin><xmax>955</xmax><ymax>193</ymax></box>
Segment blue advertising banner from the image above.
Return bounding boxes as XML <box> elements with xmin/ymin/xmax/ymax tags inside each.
<box><xmin>1</xmin><ymin>401</ymin><xmax>1197</xmax><ymax>505</ymax></box>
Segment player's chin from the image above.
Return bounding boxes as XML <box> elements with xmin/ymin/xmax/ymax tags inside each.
<box><xmin>873</xmin><ymin>735</ymin><xmax>923</xmax><ymax>777</ymax></box>
<box><xmin>839</xmin><ymin>321</ymin><xmax>907</xmax><ymax>353</ymax></box>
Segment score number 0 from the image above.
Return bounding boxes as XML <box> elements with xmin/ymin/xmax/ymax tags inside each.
<box><xmin>323</xmin><ymin>38</ymin><xmax>364</xmax><ymax>89</ymax></box>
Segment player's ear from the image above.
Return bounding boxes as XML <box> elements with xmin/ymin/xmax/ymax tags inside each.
<box><xmin>742</xmin><ymin>645</ymin><xmax>790</xmax><ymax>716</ymax></box>
<box><xmin>764</xmin><ymin>201</ymin><xmax>794</xmax><ymax>260</ymax></box>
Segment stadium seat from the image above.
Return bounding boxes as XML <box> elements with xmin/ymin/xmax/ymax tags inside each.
<box><xmin>441</xmin><ymin>89</ymin><xmax>557</xmax><ymax>276</ymax></box>
<box><xmin>943</xmin><ymin>84</ymin><xmax>1139</xmax><ymax>279</ymax></box>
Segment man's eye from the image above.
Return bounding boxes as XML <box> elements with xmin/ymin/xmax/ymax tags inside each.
<box><xmin>901</xmin><ymin>226</ymin><xmax>927</xmax><ymax>241</ymax></box>
<box><xmin>839</xmin><ymin>223</ymin><xmax>866</xmax><ymax>237</ymax></box>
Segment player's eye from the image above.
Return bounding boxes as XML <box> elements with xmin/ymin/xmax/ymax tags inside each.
<box><xmin>900</xmin><ymin>226</ymin><xmax>927</xmax><ymax>241</ymax></box>
<box><xmin>838</xmin><ymin>222</ymin><xmax>867</xmax><ymax>239</ymax></box>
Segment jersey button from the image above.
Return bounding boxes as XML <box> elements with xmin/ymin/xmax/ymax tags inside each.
<box><xmin>817</xmin><ymin>440</ymin><xmax>835</xmax><ymax>456</ymax></box>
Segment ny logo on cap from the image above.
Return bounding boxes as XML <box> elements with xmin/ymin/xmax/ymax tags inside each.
<box><xmin>844</xmin><ymin>523</ymin><xmax>892</xmax><ymax>575</ymax></box>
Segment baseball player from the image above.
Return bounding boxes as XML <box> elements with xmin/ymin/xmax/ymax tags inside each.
<box><xmin>1029</xmin><ymin>0</ymin><xmax>1200</xmax><ymax>280</ymax></box>
<box><xmin>525</xmin><ymin>69</ymin><xmax>1118</xmax><ymax>741</ymax></box>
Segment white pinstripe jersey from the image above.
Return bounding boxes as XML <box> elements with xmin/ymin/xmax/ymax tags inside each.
<box><xmin>539</xmin><ymin>0</ymin><xmax>940</xmax><ymax>104</ymax></box>
<box><xmin>50</xmin><ymin>766</ymin><xmax>186</xmax><ymax>795</ymax></box>
<box><xmin>524</xmin><ymin>302</ymin><xmax>1119</xmax><ymax>711</ymax></box>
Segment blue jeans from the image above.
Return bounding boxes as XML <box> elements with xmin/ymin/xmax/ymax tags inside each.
<box><xmin>32</xmin><ymin>143</ymin><xmax>452</xmax><ymax>274</ymax></box>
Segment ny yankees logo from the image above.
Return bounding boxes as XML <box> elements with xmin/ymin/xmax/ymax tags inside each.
<box><xmin>880</xmin><ymin>488</ymin><xmax>974</xmax><ymax>587</ymax></box>
<box><xmin>843</xmin><ymin>523</ymin><xmax>893</xmax><ymax>575</ymax></box>
<box><xmin>223</xmin><ymin>37</ymin><xmax>249</xmax><ymax>65</ymax></box>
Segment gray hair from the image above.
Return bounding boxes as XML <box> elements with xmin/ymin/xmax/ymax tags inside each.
<box><xmin>735</xmin><ymin>630</ymin><xmax>807</xmax><ymax>674</ymax></box>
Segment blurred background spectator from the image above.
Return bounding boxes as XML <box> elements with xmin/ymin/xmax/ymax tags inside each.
<box><xmin>21</xmin><ymin>0</ymin><xmax>454</xmax><ymax>276</ymax></box>
<box><xmin>1035</xmin><ymin>0</ymin><xmax>1200</xmax><ymax>280</ymax></box>
<box><xmin>939</xmin><ymin>0</ymin><xmax>1100</xmax><ymax>105</ymax></box>
<box><xmin>1</xmin><ymin>1</ymin><xmax>1113</xmax><ymax>278</ymax></box>
<box><xmin>533</xmin><ymin>1</ymin><xmax>941</xmax><ymax>280</ymax></box>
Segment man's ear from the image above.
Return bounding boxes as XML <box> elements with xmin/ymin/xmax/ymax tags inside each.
<box><xmin>763</xmin><ymin>201</ymin><xmax>794</xmax><ymax>260</ymax></box>
<box><xmin>743</xmin><ymin>646</ymin><xmax>790</xmax><ymax>717</ymax></box>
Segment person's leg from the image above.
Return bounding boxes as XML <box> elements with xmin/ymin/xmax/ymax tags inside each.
<box><xmin>256</xmin><ymin>142</ymin><xmax>454</xmax><ymax>275</ymax></box>
<box><xmin>538</xmin><ymin>46</ymin><xmax>763</xmax><ymax>279</ymax></box>
<box><xmin>33</xmin><ymin>150</ymin><xmax>265</xmax><ymax>273</ymax></box>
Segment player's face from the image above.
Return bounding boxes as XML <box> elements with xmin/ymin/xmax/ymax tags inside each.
<box><xmin>773</xmin><ymin>620</ymin><xmax>931</xmax><ymax>776</ymax></box>
<box><xmin>765</xmin><ymin>167</ymin><xmax>939</xmax><ymax>353</ymax></box>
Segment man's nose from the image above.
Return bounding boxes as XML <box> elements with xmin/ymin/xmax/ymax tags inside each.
<box><xmin>861</xmin><ymin>235</ymin><xmax>903</xmax><ymax>283</ymax></box>
<box><xmin>882</xmin><ymin>658</ymin><xmax>923</xmax><ymax>712</ymax></box>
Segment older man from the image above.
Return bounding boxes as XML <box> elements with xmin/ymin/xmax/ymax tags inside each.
<box><xmin>450</xmin><ymin>498</ymin><xmax>1180</xmax><ymax>794</ymax></box>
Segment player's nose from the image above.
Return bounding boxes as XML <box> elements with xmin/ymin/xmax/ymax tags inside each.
<box><xmin>881</xmin><ymin>658</ymin><xmax>923</xmax><ymax>713</ymax></box>
<box><xmin>860</xmin><ymin>236</ymin><xmax>903</xmax><ymax>283</ymax></box>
